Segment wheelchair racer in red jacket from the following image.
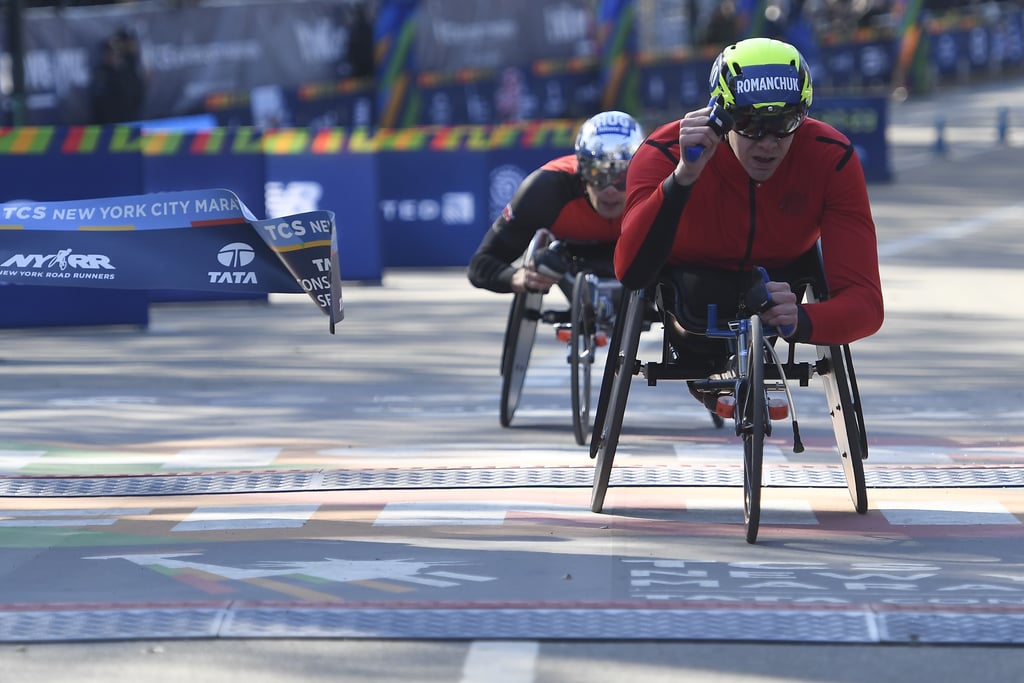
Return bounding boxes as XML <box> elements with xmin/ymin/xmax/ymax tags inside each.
<box><xmin>616</xmin><ymin>37</ymin><xmax>883</xmax><ymax>347</ymax></box>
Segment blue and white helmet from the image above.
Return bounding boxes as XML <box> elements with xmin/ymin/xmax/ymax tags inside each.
<box><xmin>575</xmin><ymin>111</ymin><xmax>644</xmax><ymax>190</ymax></box>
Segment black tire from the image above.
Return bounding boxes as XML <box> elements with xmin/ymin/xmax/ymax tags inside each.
<box><xmin>570</xmin><ymin>274</ymin><xmax>596</xmax><ymax>446</ymax></box>
<box><xmin>819</xmin><ymin>344</ymin><xmax>869</xmax><ymax>514</ymax></box>
<box><xmin>591</xmin><ymin>290</ymin><xmax>644</xmax><ymax>513</ymax></box>
<box><xmin>590</xmin><ymin>288</ymin><xmax>628</xmax><ymax>458</ymax></box>
<box><xmin>741</xmin><ymin>315</ymin><xmax>766</xmax><ymax>544</ymax></box>
<box><xmin>499</xmin><ymin>291</ymin><xmax>542</xmax><ymax>427</ymax></box>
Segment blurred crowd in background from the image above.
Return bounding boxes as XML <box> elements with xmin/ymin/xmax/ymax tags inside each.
<box><xmin>3</xmin><ymin>0</ymin><xmax>1021</xmax><ymax>127</ymax></box>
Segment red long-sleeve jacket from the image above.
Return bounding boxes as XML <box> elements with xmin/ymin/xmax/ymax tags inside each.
<box><xmin>616</xmin><ymin>117</ymin><xmax>883</xmax><ymax>345</ymax></box>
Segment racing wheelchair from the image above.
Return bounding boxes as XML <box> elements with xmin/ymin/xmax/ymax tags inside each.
<box><xmin>589</xmin><ymin>244</ymin><xmax>868</xmax><ymax>543</ymax></box>
<box><xmin>499</xmin><ymin>229</ymin><xmax>623</xmax><ymax>445</ymax></box>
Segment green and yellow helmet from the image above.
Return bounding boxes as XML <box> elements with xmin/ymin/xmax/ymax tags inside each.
<box><xmin>709</xmin><ymin>38</ymin><xmax>813</xmax><ymax>115</ymax></box>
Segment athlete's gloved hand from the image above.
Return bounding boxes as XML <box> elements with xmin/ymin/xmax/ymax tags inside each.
<box><xmin>749</xmin><ymin>267</ymin><xmax>798</xmax><ymax>337</ymax></box>
<box><xmin>532</xmin><ymin>241</ymin><xmax>572</xmax><ymax>280</ymax></box>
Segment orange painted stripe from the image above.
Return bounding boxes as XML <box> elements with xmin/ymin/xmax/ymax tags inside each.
<box><xmin>275</xmin><ymin>239</ymin><xmax>332</xmax><ymax>253</ymax></box>
<box><xmin>190</xmin><ymin>218</ymin><xmax>248</xmax><ymax>227</ymax></box>
<box><xmin>348</xmin><ymin>580</ymin><xmax>415</xmax><ymax>593</ymax></box>
<box><xmin>244</xmin><ymin>577</ymin><xmax>342</xmax><ymax>602</ymax></box>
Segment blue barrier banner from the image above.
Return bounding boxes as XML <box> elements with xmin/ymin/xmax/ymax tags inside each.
<box><xmin>377</xmin><ymin>148</ymin><xmax>488</xmax><ymax>267</ymax></box>
<box><xmin>263</xmin><ymin>144</ymin><xmax>383</xmax><ymax>283</ymax></box>
<box><xmin>140</xmin><ymin>130</ymin><xmax>267</xmax><ymax>226</ymax></box>
<box><xmin>813</xmin><ymin>96</ymin><xmax>892</xmax><ymax>183</ymax></box>
<box><xmin>375</xmin><ymin>121</ymin><xmax>579</xmax><ymax>268</ymax></box>
<box><xmin>0</xmin><ymin>127</ymin><xmax>144</xmax><ymax>203</ymax></box>
<box><xmin>0</xmin><ymin>188</ymin><xmax>344</xmax><ymax>331</ymax></box>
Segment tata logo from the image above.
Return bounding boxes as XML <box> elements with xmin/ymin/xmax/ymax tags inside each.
<box><xmin>209</xmin><ymin>242</ymin><xmax>258</xmax><ymax>284</ymax></box>
<box><xmin>379</xmin><ymin>193</ymin><xmax>475</xmax><ymax>225</ymax></box>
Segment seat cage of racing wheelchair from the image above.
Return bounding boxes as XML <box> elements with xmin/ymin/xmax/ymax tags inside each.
<box><xmin>641</xmin><ymin>250</ymin><xmax>827</xmax><ymax>392</ymax></box>
<box><xmin>588</xmin><ymin>242</ymin><xmax>869</xmax><ymax>542</ymax></box>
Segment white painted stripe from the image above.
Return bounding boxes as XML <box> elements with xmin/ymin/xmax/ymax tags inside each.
<box><xmin>863</xmin><ymin>446</ymin><xmax>954</xmax><ymax>465</ymax></box>
<box><xmin>673</xmin><ymin>442</ymin><xmax>787</xmax><ymax>463</ymax></box>
<box><xmin>162</xmin><ymin>448</ymin><xmax>281</xmax><ymax>469</ymax></box>
<box><xmin>25</xmin><ymin>454</ymin><xmax>171</xmax><ymax>465</ymax></box>
<box><xmin>682</xmin><ymin>499</ymin><xmax>818</xmax><ymax>525</ymax></box>
<box><xmin>0</xmin><ymin>450</ymin><xmax>45</xmax><ymax>470</ymax></box>
<box><xmin>0</xmin><ymin>519</ymin><xmax>117</xmax><ymax>527</ymax></box>
<box><xmin>877</xmin><ymin>203</ymin><xmax>1024</xmax><ymax>258</ymax></box>
<box><xmin>461</xmin><ymin>641</ymin><xmax>538</xmax><ymax>683</ymax></box>
<box><xmin>375</xmin><ymin>502</ymin><xmax>507</xmax><ymax>526</ymax></box>
<box><xmin>172</xmin><ymin>504</ymin><xmax>318</xmax><ymax>531</ymax></box>
<box><xmin>882</xmin><ymin>501</ymin><xmax>1019</xmax><ymax>526</ymax></box>
<box><xmin>374</xmin><ymin>501</ymin><xmax>598</xmax><ymax>527</ymax></box>
<box><xmin>0</xmin><ymin>508</ymin><xmax>151</xmax><ymax>517</ymax></box>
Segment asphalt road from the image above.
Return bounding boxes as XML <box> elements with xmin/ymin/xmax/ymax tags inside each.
<box><xmin>2</xmin><ymin>80</ymin><xmax>1024</xmax><ymax>681</ymax></box>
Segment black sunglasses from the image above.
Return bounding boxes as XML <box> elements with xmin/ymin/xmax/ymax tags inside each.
<box><xmin>731</xmin><ymin>107</ymin><xmax>806</xmax><ymax>141</ymax></box>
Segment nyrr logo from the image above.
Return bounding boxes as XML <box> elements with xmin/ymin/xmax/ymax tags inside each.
<box><xmin>209</xmin><ymin>242</ymin><xmax>258</xmax><ymax>284</ymax></box>
<box><xmin>1</xmin><ymin>249</ymin><xmax>115</xmax><ymax>271</ymax></box>
<box><xmin>0</xmin><ymin>248</ymin><xmax>117</xmax><ymax>281</ymax></box>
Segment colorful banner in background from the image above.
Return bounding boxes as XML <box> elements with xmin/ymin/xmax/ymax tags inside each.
<box><xmin>597</xmin><ymin>0</ymin><xmax>639</xmax><ymax>114</ymax></box>
<box><xmin>0</xmin><ymin>189</ymin><xmax>344</xmax><ymax>332</ymax></box>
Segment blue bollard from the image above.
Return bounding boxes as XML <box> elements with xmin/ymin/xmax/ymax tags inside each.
<box><xmin>933</xmin><ymin>115</ymin><xmax>947</xmax><ymax>155</ymax></box>
<box><xmin>997</xmin><ymin>107</ymin><xmax>1009</xmax><ymax>145</ymax></box>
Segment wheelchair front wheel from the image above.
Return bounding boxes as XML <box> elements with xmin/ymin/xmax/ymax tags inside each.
<box><xmin>740</xmin><ymin>315</ymin><xmax>766</xmax><ymax>544</ymax></box>
<box><xmin>499</xmin><ymin>291</ymin><xmax>542</xmax><ymax>427</ymax></box>
<box><xmin>590</xmin><ymin>289</ymin><xmax>627</xmax><ymax>458</ymax></box>
<box><xmin>591</xmin><ymin>290</ymin><xmax>644</xmax><ymax>513</ymax></box>
<box><xmin>570</xmin><ymin>273</ymin><xmax>596</xmax><ymax>446</ymax></box>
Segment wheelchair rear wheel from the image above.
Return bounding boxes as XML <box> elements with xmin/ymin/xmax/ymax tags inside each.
<box><xmin>591</xmin><ymin>290</ymin><xmax>644</xmax><ymax>512</ymax></box>
<box><xmin>499</xmin><ymin>291</ymin><xmax>542</xmax><ymax>427</ymax></box>
<box><xmin>570</xmin><ymin>273</ymin><xmax>596</xmax><ymax>446</ymax></box>
<box><xmin>818</xmin><ymin>344</ymin><xmax>868</xmax><ymax>514</ymax></box>
<box><xmin>740</xmin><ymin>315</ymin><xmax>766</xmax><ymax>544</ymax></box>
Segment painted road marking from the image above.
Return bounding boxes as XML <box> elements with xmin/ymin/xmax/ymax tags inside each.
<box><xmin>0</xmin><ymin>450</ymin><xmax>45</xmax><ymax>470</ymax></box>
<box><xmin>172</xmin><ymin>504</ymin><xmax>318</xmax><ymax>531</ymax></box>
<box><xmin>161</xmin><ymin>447</ymin><xmax>282</xmax><ymax>469</ymax></box>
<box><xmin>862</xmin><ymin>446</ymin><xmax>954</xmax><ymax>465</ymax></box>
<box><xmin>375</xmin><ymin>501</ymin><xmax>509</xmax><ymax>526</ymax></box>
<box><xmin>374</xmin><ymin>501</ymin><xmax>601</xmax><ymax>527</ymax></box>
<box><xmin>0</xmin><ymin>507</ymin><xmax>152</xmax><ymax>527</ymax></box>
<box><xmin>673</xmin><ymin>442</ymin><xmax>787</xmax><ymax>463</ymax></box>
<box><xmin>679</xmin><ymin>498</ymin><xmax>819</xmax><ymax>525</ymax></box>
<box><xmin>881</xmin><ymin>500</ymin><xmax>1019</xmax><ymax>526</ymax></box>
<box><xmin>461</xmin><ymin>641</ymin><xmax>539</xmax><ymax>683</ymax></box>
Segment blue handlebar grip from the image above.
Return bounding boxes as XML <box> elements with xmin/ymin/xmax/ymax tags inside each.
<box><xmin>757</xmin><ymin>266</ymin><xmax>796</xmax><ymax>336</ymax></box>
<box><xmin>684</xmin><ymin>145</ymin><xmax>703</xmax><ymax>162</ymax></box>
<box><xmin>707</xmin><ymin>303</ymin><xmax>718</xmax><ymax>333</ymax></box>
